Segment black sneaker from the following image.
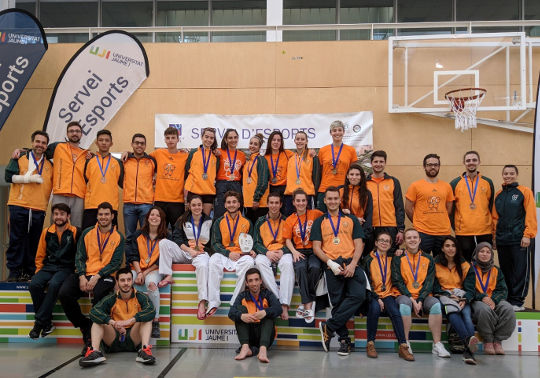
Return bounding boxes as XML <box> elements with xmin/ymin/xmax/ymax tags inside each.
<box><xmin>136</xmin><ymin>345</ymin><xmax>156</xmax><ymax>365</ymax></box>
<box><xmin>337</xmin><ymin>339</ymin><xmax>352</xmax><ymax>356</ymax></box>
<box><xmin>319</xmin><ymin>321</ymin><xmax>333</xmax><ymax>352</ymax></box>
<box><xmin>151</xmin><ymin>321</ymin><xmax>160</xmax><ymax>338</ymax></box>
<box><xmin>462</xmin><ymin>348</ymin><xmax>477</xmax><ymax>365</ymax></box>
<box><xmin>79</xmin><ymin>347</ymin><xmax>106</xmax><ymax>367</ymax></box>
<box><xmin>29</xmin><ymin>323</ymin><xmax>42</xmax><ymax>339</ymax></box>
<box><xmin>41</xmin><ymin>323</ymin><xmax>55</xmax><ymax>337</ymax></box>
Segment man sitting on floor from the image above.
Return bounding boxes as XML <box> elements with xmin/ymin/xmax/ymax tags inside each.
<box><xmin>228</xmin><ymin>267</ymin><xmax>282</xmax><ymax>363</ymax></box>
<box><xmin>79</xmin><ymin>267</ymin><xmax>156</xmax><ymax>367</ymax></box>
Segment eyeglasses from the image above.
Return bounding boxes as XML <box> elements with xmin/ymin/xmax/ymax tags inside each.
<box><xmin>376</xmin><ymin>239</ymin><xmax>391</xmax><ymax>244</ymax></box>
<box><xmin>425</xmin><ymin>163</ymin><xmax>440</xmax><ymax>168</ymax></box>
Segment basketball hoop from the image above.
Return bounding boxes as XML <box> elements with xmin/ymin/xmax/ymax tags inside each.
<box><xmin>445</xmin><ymin>88</ymin><xmax>487</xmax><ymax>132</ymax></box>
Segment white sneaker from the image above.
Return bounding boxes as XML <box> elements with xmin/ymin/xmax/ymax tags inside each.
<box><xmin>432</xmin><ymin>342</ymin><xmax>451</xmax><ymax>358</ymax></box>
<box><xmin>512</xmin><ymin>305</ymin><xmax>525</xmax><ymax>312</ymax></box>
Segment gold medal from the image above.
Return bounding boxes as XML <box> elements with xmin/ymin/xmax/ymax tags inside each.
<box><xmin>332</xmin><ymin>168</ymin><xmax>337</xmax><ymax>175</ymax></box>
<box><xmin>194</xmin><ymin>246</ymin><xmax>200</xmax><ymax>252</ymax></box>
<box><xmin>145</xmin><ymin>257</ymin><xmax>150</xmax><ymax>264</ymax></box>
<box><xmin>333</xmin><ymin>237</ymin><xmax>340</xmax><ymax>245</ymax></box>
<box><xmin>470</xmin><ymin>203</ymin><xmax>476</xmax><ymax>210</ymax></box>
<box><xmin>296</xmin><ymin>179</ymin><xmax>301</xmax><ymax>185</ymax></box>
<box><xmin>101</xmin><ymin>177</ymin><xmax>106</xmax><ymax>184</ymax></box>
<box><xmin>302</xmin><ymin>240</ymin><xmax>308</xmax><ymax>246</ymax></box>
<box><xmin>413</xmin><ymin>281</ymin><xmax>420</xmax><ymax>289</ymax></box>
<box><xmin>247</xmin><ymin>177</ymin><xmax>252</xmax><ymax>184</ymax></box>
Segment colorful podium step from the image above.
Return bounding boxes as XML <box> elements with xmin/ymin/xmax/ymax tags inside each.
<box><xmin>0</xmin><ymin>282</ymin><xmax>170</xmax><ymax>346</ymax></box>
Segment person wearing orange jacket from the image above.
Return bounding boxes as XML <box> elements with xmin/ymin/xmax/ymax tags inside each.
<box><xmin>315</xmin><ymin>121</ymin><xmax>358</xmax><ymax>212</ymax></box>
<box><xmin>123</xmin><ymin>133</ymin><xmax>157</xmax><ymax>245</ymax></box>
<box><xmin>366</xmin><ymin>150</ymin><xmax>405</xmax><ymax>255</ymax></box>
<box><xmin>82</xmin><ymin>130</ymin><xmax>124</xmax><ymax>230</ymax></box>
<box><xmin>5</xmin><ymin>130</ymin><xmax>53</xmax><ymax>281</ymax></box>
<box><xmin>243</xmin><ymin>133</ymin><xmax>269</xmax><ymax>225</ymax></box>
<box><xmin>265</xmin><ymin>130</ymin><xmax>293</xmax><ymax>213</ymax></box>
<box><xmin>450</xmin><ymin>151</ymin><xmax>494</xmax><ymax>261</ymax></box>
<box><xmin>492</xmin><ymin>164</ymin><xmax>537</xmax><ymax>311</ymax></box>
<box><xmin>213</xmin><ymin>129</ymin><xmax>246</xmax><ymax>219</ymax></box>
<box><xmin>28</xmin><ymin>203</ymin><xmax>79</xmax><ymax>340</ymax></box>
<box><xmin>58</xmin><ymin>201</ymin><xmax>124</xmax><ymax>355</ymax></box>
<box><xmin>184</xmin><ymin>127</ymin><xmax>219</xmax><ymax>217</ymax></box>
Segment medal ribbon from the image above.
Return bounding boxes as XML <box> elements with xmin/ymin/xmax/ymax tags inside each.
<box><xmin>146</xmin><ymin>236</ymin><xmax>158</xmax><ymax>262</ymax></box>
<box><xmin>96</xmin><ymin>155</ymin><xmax>111</xmax><ymax>182</ymax></box>
<box><xmin>297</xmin><ymin>213</ymin><xmax>308</xmax><ymax>243</ymax></box>
<box><xmin>227</xmin><ymin>148</ymin><xmax>237</xmax><ymax>177</ymax></box>
<box><xmin>327</xmin><ymin>212</ymin><xmax>341</xmax><ymax>238</ymax></box>
<box><xmin>247</xmin><ymin>154</ymin><xmax>258</xmax><ymax>178</ymax></box>
<box><xmin>472</xmin><ymin>264</ymin><xmax>492</xmax><ymax>294</ymax></box>
<box><xmin>30</xmin><ymin>151</ymin><xmax>44</xmax><ymax>175</ymax></box>
<box><xmin>249</xmin><ymin>293</ymin><xmax>265</xmax><ymax>311</ymax></box>
<box><xmin>97</xmin><ymin>228</ymin><xmax>112</xmax><ymax>256</ymax></box>
<box><xmin>295</xmin><ymin>152</ymin><xmax>303</xmax><ymax>181</ymax></box>
<box><xmin>266</xmin><ymin>216</ymin><xmax>281</xmax><ymax>242</ymax></box>
<box><xmin>331</xmin><ymin>143</ymin><xmax>344</xmax><ymax>170</ymax></box>
<box><xmin>270</xmin><ymin>152</ymin><xmax>280</xmax><ymax>181</ymax></box>
<box><xmin>226</xmin><ymin>214</ymin><xmax>240</xmax><ymax>246</ymax></box>
<box><xmin>375</xmin><ymin>251</ymin><xmax>388</xmax><ymax>287</ymax></box>
<box><xmin>190</xmin><ymin>216</ymin><xmax>202</xmax><ymax>247</ymax></box>
<box><xmin>201</xmin><ymin>146</ymin><xmax>211</xmax><ymax>175</ymax></box>
<box><xmin>464</xmin><ymin>174</ymin><xmax>479</xmax><ymax>207</ymax></box>
<box><xmin>405</xmin><ymin>251</ymin><xmax>421</xmax><ymax>284</ymax></box>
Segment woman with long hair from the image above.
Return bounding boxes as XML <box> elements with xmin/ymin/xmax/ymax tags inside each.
<box><xmin>158</xmin><ymin>194</ymin><xmax>213</xmax><ymax>320</ymax></box>
<box><xmin>213</xmin><ymin>129</ymin><xmax>246</xmax><ymax>219</ymax></box>
<box><xmin>283</xmin><ymin>188</ymin><xmax>323</xmax><ymax>323</ymax></box>
<box><xmin>340</xmin><ymin>163</ymin><xmax>373</xmax><ymax>244</ymax></box>
<box><xmin>243</xmin><ymin>133</ymin><xmax>269</xmax><ymax>224</ymax></box>
<box><xmin>434</xmin><ymin>236</ymin><xmax>478</xmax><ymax>364</ymax></box>
<box><xmin>283</xmin><ymin>131</ymin><xmax>318</xmax><ymax>216</ymax></box>
<box><xmin>184</xmin><ymin>127</ymin><xmax>218</xmax><ymax>217</ymax></box>
<box><xmin>265</xmin><ymin>131</ymin><xmax>293</xmax><ymax>212</ymax></box>
<box><xmin>126</xmin><ymin>205</ymin><xmax>168</xmax><ymax>338</ymax></box>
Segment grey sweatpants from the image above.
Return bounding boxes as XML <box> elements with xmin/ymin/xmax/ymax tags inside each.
<box><xmin>471</xmin><ymin>300</ymin><xmax>515</xmax><ymax>343</ymax></box>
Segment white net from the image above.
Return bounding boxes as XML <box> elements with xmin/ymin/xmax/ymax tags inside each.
<box><xmin>445</xmin><ymin>88</ymin><xmax>486</xmax><ymax>132</ymax></box>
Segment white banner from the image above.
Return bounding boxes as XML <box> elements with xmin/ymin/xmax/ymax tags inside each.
<box><xmin>44</xmin><ymin>30</ymin><xmax>149</xmax><ymax>149</ymax></box>
<box><xmin>155</xmin><ymin>112</ymin><xmax>373</xmax><ymax>152</ymax></box>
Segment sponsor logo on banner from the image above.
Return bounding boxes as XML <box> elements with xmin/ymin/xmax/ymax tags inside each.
<box><xmin>155</xmin><ymin>112</ymin><xmax>373</xmax><ymax>150</ymax></box>
<box><xmin>168</xmin><ymin>123</ymin><xmax>182</xmax><ymax>136</ymax></box>
<box><xmin>172</xmin><ymin>324</ymin><xmax>237</xmax><ymax>344</ymax></box>
<box><xmin>43</xmin><ymin>30</ymin><xmax>149</xmax><ymax>148</ymax></box>
<box><xmin>0</xmin><ymin>9</ymin><xmax>47</xmax><ymax>132</ymax></box>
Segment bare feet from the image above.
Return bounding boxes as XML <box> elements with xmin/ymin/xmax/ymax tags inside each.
<box><xmin>235</xmin><ymin>344</ymin><xmax>252</xmax><ymax>360</ymax></box>
<box><xmin>197</xmin><ymin>300</ymin><xmax>207</xmax><ymax>320</ymax></box>
<box><xmin>281</xmin><ymin>304</ymin><xmax>289</xmax><ymax>320</ymax></box>
<box><xmin>158</xmin><ymin>275</ymin><xmax>174</xmax><ymax>288</ymax></box>
<box><xmin>257</xmin><ymin>346</ymin><xmax>269</xmax><ymax>363</ymax></box>
<box><xmin>206</xmin><ymin>307</ymin><xmax>218</xmax><ymax>318</ymax></box>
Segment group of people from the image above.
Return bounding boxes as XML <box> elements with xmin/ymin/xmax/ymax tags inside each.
<box><xmin>4</xmin><ymin>119</ymin><xmax>535</xmax><ymax>366</ymax></box>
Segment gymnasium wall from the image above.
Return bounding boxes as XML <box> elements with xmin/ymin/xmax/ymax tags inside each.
<box><xmin>1</xmin><ymin>40</ymin><xmax>539</xmax><ymax>303</ymax></box>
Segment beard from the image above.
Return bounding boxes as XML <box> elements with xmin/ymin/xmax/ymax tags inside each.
<box><xmin>54</xmin><ymin>220</ymin><xmax>68</xmax><ymax>227</ymax></box>
<box><xmin>425</xmin><ymin>169</ymin><xmax>439</xmax><ymax>178</ymax></box>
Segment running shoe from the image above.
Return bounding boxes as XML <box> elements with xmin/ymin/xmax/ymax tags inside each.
<box><xmin>462</xmin><ymin>348</ymin><xmax>477</xmax><ymax>365</ymax></box>
<box><xmin>337</xmin><ymin>339</ymin><xmax>351</xmax><ymax>356</ymax></box>
<box><xmin>79</xmin><ymin>347</ymin><xmax>106</xmax><ymax>367</ymax></box>
<box><xmin>29</xmin><ymin>323</ymin><xmax>42</xmax><ymax>339</ymax></box>
<box><xmin>136</xmin><ymin>345</ymin><xmax>156</xmax><ymax>365</ymax></box>
<box><xmin>319</xmin><ymin>321</ymin><xmax>333</xmax><ymax>353</ymax></box>
<box><xmin>151</xmin><ymin>321</ymin><xmax>161</xmax><ymax>338</ymax></box>
<box><xmin>41</xmin><ymin>323</ymin><xmax>55</xmax><ymax>337</ymax></box>
<box><xmin>432</xmin><ymin>342</ymin><xmax>451</xmax><ymax>358</ymax></box>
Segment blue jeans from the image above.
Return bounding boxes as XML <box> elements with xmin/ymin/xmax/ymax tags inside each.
<box><xmin>445</xmin><ymin>303</ymin><xmax>475</xmax><ymax>341</ymax></box>
<box><xmin>367</xmin><ymin>296</ymin><xmax>406</xmax><ymax>344</ymax></box>
<box><xmin>123</xmin><ymin>203</ymin><xmax>153</xmax><ymax>244</ymax></box>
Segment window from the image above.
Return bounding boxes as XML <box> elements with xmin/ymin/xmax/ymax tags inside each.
<box><xmin>340</xmin><ymin>0</ymin><xmax>393</xmax><ymax>40</ymax></box>
<box><xmin>398</xmin><ymin>0</ymin><xmax>452</xmax><ymax>36</ymax></box>
<box><xmin>156</xmin><ymin>0</ymin><xmax>209</xmax><ymax>42</ymax></box>
<box><xmin>457</xmin><ymin>0</ymin><xmax>520</xmax><ymax>33</ymax></box>
<box><xmin>212</xmin><ymin>0</ymin><xmax>266</xmax><ymax>42</ymax></box>
<box><xmin>283</xmin><ymin>0</ymin><xmax>337</xmax><ymax>41</ymax></box>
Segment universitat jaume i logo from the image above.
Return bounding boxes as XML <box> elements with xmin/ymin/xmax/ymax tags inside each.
<box><xmin>89</xmin><ymin>46</ymin><xmax>111</xmax><ymax>59</ymax></box>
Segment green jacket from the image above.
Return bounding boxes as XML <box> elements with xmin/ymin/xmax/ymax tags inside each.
<box><xmin>391</xmin><ymin>252</ymin><xmax>435</xmax><ymax>303</ymax></box>
<box><xmin>253</xmin><ymin>214</ymin><xmax>291</xmax><ymax>255</ymax></box>
<box><xmin>75</xmin><ymin>226</ymin><xmax>124</xmax><ymax>278</ymax></box>
<box><xmin>432</xmin><ymin>255</ymin><xmax>476</xmax><ymax>303</ymax></box>
<box><xmin>210</xmin><ymin>214</ymin><xmax>253</xmax><ymax>257</ymax></box>
<box><xmin>90</xmin><ymin>289</ymin><xmax>155</xmax><ymax>324</ymax></box>
<box><xmin>472</xmin><ymin>265</ymin><xmax>508</xmax><ymax>305</ymax></box>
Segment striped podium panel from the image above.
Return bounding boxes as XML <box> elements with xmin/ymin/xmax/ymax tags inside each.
<box><xmin>0</xmin><ymin>282</ymin><xmax>170</xmax><ymax>346</ymax></box>
<box><xmin>169</xmin><ymin>264</ymin><xmax>540</xmax><ymax>353</ymax></box>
